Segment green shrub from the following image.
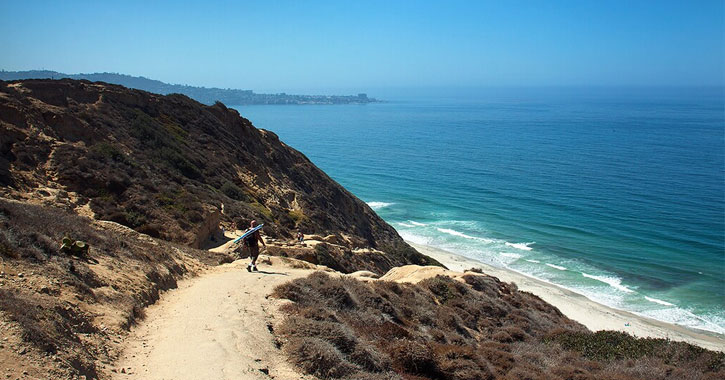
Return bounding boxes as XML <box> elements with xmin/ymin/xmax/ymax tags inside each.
<box><xmin>220</xmin><ymin>181</ymin><xmax>246</xmax><ymax>201</ymax></box>
<box><xmin>158</xmin><ymin>147</ymin><xmax>201</xmax><ymax>179</ymax></box>
<box><xmin>158</xmin><ymin>114</ymin><xmax>188</xmax><ymax>141</ymax></box>
<box><xmin>88</xmin><ymin>142</ymin><xmax>125</xmax><ymax>162</ymax></box>
<box><xmin>545</xmin><ymin>330</ymin><xmax>724</xmax><ymax>369</ymax></box>
<box><xmin>249</xmin><ymin>201</ymin><xmax>272</xmax><ymax>220</ymax></box>
<box><xmin>288</xmin><ymin>209</ymin><xmax>308</xmax><ymax>224</ymax></box>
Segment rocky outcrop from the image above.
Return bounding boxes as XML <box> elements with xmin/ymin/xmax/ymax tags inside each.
<box><xmin>192</xmin><ymin>207</ymin><xmax>221</xmax><ymax>249</ymax></box>
<box><xmin>0</xmin><ymin>79</ymin><xmax>441</xmax><ymax>271</ymax></box>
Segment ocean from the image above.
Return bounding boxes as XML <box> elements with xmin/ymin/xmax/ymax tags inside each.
<box><xmin>231</xmin><ymin>86</ymin><xmax>725</xmax><ymax>334</ymax></box>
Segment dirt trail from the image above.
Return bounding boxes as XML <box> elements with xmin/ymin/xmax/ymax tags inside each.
<box><xmin>112</xmin><ymin>256</ymin><xmax>316</xmax><ymax>380</ymax></box>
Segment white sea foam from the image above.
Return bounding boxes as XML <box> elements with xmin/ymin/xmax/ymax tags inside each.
<box><xmin>409</xmin><ymin>220</ymin><xmax>428</xmax><ymax>226</ymax></box>
<box><xmin>581</xmin><ymin>273</ymin><xmax>633</xmax><ymax>293</ymax></box>
<box><xmin>638</xmin><ymin>308</ymin><xmax>725</xmax><ymax>335</ymax></box>
<box><xmin>397</xmin><ymin>222</ymin><xmax>416</xmax><ymax>228</ymax></box>
<box><xmin>367</xmin><ymin>201</ymin><xmax>394</xmax><ymax>210</ymax></box>
<box><xmin>403</xmin><ymin>240</ymin><xmax>725</xmax><ymax>335</ymax></box>
<box><xmin>398</xmin><ymin>231</ymin><xmax>433</xmax><ymax>246</ymax></box>
<box><xmin>436</xmin><ymin>227</ymin><xmax>476</xmax><ymax>239</ymax></box>
<box><xmin>433</xmin><ymin>227</ymin><xmax>498</xmax><ymax>243</ymax></box>
<box><xmin>546</xmin><ymin>263</ymin><xmax>567</xmax><ymax>271</ymax></box>
<box><xmin>505</xmin><ymin>242</ymin><xmax>534</xmax><ymax>251</ymax></box>
<box><xmin>644</xmin><ymin>296</ymin><xmax>675</xmax><ymax>306</ymax></box>
<box><xmin>500</xmin><ymin>252</ymin><xmax>522</xmax><ymax>259</ymax></box>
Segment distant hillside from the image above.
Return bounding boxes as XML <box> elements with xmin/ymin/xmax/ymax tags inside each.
<box><xmin>0</xmin><ymin>78</ymin><xmax>435</xmax><ymax>274</ymax></box>
<box><xmin>0</xmin><ymin>70</ymin><xmax>378</xmax><ymax>105</ymax></box>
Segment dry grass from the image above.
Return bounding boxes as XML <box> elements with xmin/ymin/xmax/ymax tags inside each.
<box><xmin>272</xmin><ymin>272</ymin><xmax>724</xmax><ymax>380</ymax></box>
<box><xmin>1</xmin><ymin>79</ymin><xmax>442</xmax><ymax>271</ymax></box>
<box><xmin>0</xmin><ymin>199</ymin><xmax>228</xmax><ymax>379</ymax></box>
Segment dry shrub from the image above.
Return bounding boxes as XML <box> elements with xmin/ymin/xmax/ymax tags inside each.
<box><xmin>348</xmin><ymin>340</ymin><xmax>392</xmax><ymax>373</ymax></box>
<box><xmin>277</xmin><ymin>317</ymin><xmax>358</xmax><ymax>354</ymax></box>
<box><xmin>389</xmin><ymin>340</ymin><xmax>438</xmax><ymax>375</ymax></box>
<box><xmin>0</xmin><ymin>199</ymin><xmax>230</xmax><ymax>378</ymax></box>
<box><xmin>550</xmin><ymin>364</ymin><xmax>593</xmax><ymax>380</ymax></box>
<box><xmin>284</xmin><ymin>337</ymin><xmax>358</xmax><ymax>378</ymax></box>
<box><xmin>440</xmin><ymin>362</ymin><xmax>495</xmax><ymax>380</ymax></box>
<box><xmin>503</xmin><ymin>326</ymin><xmax>528</xmax><ymax>341</ymax></box>
<box><xmin>344</xmin><ymin>372</ymin><xmax>402</xmax><ymax>380</ymax></box>
<box><xmin>317</xmin><ymin>280</ymin><xmax>358</xmax><ymax>309</ymax></box>
<box><xmin>433</xmin><ymin>343</ymin><xmax>495</xmax><ymax>380</ymax></box>
<box><xmin>272</xmin><ymin>272</ymin><xmax>723</xmax><ymax>380</ymax></box>
<box><xmin>493</xmin><ymin>330</ymin><xmax>514</xmax><ymax>343</ymax></box>
<box><xmin>272</xmin><ymin>277</ymin><xmax>313</xmax><ymax>303</ymax></box>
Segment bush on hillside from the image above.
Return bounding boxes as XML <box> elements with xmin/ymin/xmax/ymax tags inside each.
<box><xmin>272</xmin><ymin>272</ymin><xmax>724</xmax><ymax>380</ymax></box>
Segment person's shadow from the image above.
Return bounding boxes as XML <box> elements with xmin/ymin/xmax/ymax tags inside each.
<box><xmin>253</xmin><ymin>270</ymin><xmax>289</xmax><ymax>276</ymax></box>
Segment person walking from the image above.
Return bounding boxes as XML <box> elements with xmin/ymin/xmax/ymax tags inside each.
<box><xmin>243</xmin><ymin>220</ymin><xmax>266</xmax><ymax>272</ymax></box>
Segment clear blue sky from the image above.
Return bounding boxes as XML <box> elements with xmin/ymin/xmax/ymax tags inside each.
<box><xmin>1</xmin><ymin>0</ymin><xmax>723</xmax><ymax>92</ymax></box>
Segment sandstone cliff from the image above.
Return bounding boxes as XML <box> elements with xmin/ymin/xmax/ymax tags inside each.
<box><xmin>0</xmin><ymin>79</ymin><xmax>439</xmax><ymax>272</ymax></box>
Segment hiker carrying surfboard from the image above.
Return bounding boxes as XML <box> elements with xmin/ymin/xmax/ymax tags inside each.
<box><xmin>241</xmin><ymin>220</ymin><xmax>266</xmax><ymax>272</ymax></box>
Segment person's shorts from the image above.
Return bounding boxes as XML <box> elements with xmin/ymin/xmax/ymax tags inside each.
<box><xmin>248</xmin><ymin>244</ymin><xmax>260</xmax><ymax>259</ymax></box>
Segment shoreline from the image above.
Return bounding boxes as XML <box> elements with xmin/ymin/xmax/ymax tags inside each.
<box><xmin>407</xmin><ymin>241</ymin><xmax>725</xmax><ymax>352</ymax></box>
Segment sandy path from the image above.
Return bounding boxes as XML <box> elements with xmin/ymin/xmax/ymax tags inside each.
<box><xmin>112</xmin><ymin>257</ymin><xmax>315</xmax><ymax>380</ymax></box>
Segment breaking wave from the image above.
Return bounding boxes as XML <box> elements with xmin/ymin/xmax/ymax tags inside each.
<box><xmin>505</xmin><ymin>242</ymin><xmax>534</xmax><ymax>251</ymax></box>
<box><xmin>367</xmin><ymin>201</ymin><xmax>394</xmax><ymax>210</ymax></box>
<box><xmin>582</xmin><ymin>273</ymin><xmax>633</xmax><ymax>293</ymax></box>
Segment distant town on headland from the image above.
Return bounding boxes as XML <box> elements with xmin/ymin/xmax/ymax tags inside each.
<box><xmin>0</xmin><ymin>70</ymin><xmax>379</xmax><ymax>105</ymax></box>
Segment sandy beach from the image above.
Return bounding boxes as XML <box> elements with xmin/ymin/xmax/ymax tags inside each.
<box><xmin>407</xmin><ymin>241</ymin><xmax>725</xmax><ymax>352</ymax></box>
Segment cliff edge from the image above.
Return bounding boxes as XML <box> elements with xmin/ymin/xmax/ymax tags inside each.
<box><xmin>0</xmin><ymin>78</ymin><xmax>439</xmax><ymax>273</ymax></box>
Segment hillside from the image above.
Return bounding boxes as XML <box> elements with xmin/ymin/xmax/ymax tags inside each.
<box><xmin>0</xmin><ymin>78</ymin><xmax>435</xmax><ymax>379</ymax></box>
<box><xmin>0</xmin><ymin>198</ymin><xmax>230</xmax><ymax>379</ymax></box>
<box><xmin>110</xmin><ymin>259</ymin><xmax>725</xmax><ymax>380</ymax></box>
<box><xmin>272</xmin><ymin>268</ymin><xmax>724</xmax><ymax>380</ymax></box>
<box><xmin>0</xmin><ymin>78</ymin><xmax>437</xmax><ymax>274</ymax></box>
<box><xmin>0</xmin><ymin>79</ymin><xmax>722</xmax><ymax>380</ymax></box>
<box><xmin>0</xmin><ymin>71</ymin><xmax>378</xmax><ymax>105</ymax></box>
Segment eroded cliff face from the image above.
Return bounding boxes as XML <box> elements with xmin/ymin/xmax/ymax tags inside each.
<box><xmin>0</xmin><ymin>79</ymin><xmax>439</xmax><ymax>269</ymax></box>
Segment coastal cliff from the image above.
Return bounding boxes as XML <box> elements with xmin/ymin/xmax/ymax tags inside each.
<box><xmin>0</xmin><ymin>79</ymin><xmax>721</xmax><ymax>380</ymax></box>
<box><xmin>0</xmin><ymin>78</ymin><xmax>437</xmax><ymax>273</ymax></box>
<box><xmin>0</xmin><ymin>78</ymin><xmax>435</xmax><ymax>379</ymax></box>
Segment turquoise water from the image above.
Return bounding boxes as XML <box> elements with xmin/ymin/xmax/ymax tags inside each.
<box><xmin>231</xmin><ymin>87</ymin><xmax>725</xmax><ymax>334</ymax></box>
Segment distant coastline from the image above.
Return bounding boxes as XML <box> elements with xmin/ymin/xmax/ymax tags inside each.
<box><xmin>0</xmin><ymin>70</ymin><xmax>379</xmax><ymax>105</ymax></box>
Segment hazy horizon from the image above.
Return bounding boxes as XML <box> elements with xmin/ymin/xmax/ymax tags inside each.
<box><xmin>1</xmin><ymin>1</ymin><xmax>723</xmax><ymax>93</ymax></box>
<box><xmin>5</xmin><ymin>70</ymin><xmax>724</xmax><ymax>97</ymax></box>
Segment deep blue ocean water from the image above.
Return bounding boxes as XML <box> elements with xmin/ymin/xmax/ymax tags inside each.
<box><xmin>231</xmin><ymin>87</ymin><xmax>725</xmax><ymax>334</ymax></box>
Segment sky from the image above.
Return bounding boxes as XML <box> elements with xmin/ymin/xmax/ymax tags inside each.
<box><xmin>1</xmin><ymin>0</ymin><xmax>723</xmax><ymax>93</ymax></box>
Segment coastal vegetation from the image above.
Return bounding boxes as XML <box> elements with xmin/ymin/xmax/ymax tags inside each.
<box><xmin>0</xmin><ymin>78</ymin><xmax>434</xmax><ymax>271</ymax></box>
<box><xmin>0</xmin><ymin>198</ymin><xmax>230</xmax><ymax>379</ymax></box>
<box><xmin>0</xmin><ymin>79</ymin><xmax>721</xmax><ymax>379</ymax></box>
<box><xmin>0</xmin><ymin>78</ymin><xmax>434</xmax><ymax>378</ymax></box>
<box><xmin>273</xmin><ymin>272</ymin><xmax>725</xmax><ymax>379</ymax></box>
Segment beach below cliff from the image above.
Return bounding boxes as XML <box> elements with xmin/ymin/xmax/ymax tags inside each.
<box><xmin>241</xmin><ymin>88</ymin><xmax>725</xmax><ymax>338</ymax></box>
<box><xmin>407</xmin><ymin>241</ymin><xmax>725</xmax><ymax>352</ymax></box>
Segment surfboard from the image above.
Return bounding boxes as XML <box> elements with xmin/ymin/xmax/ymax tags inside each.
<box><xmin>233</xmin><ymin>224</ymin><xmax>264</xmax><ymax>244</ymax></box>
